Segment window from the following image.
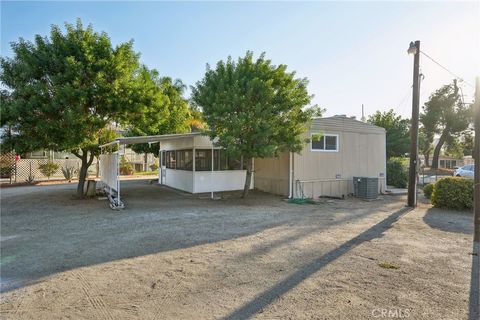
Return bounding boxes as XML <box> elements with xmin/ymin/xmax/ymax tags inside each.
<box><xmin>176</xmin><ymin>150</ymin><xmax>193</xmax><ymax>171</ymax></box>
<box><xmin>214</xmin><ymin>150</ymin><xmax>229</xmax><ymax>170</ymax></box>
<box><xmin>31</xmin><ymin>150</ymin><xmax>47</xmax><ymax>157</ymax></box>
<box><xmin>311</xmin><ymin>133</ymin><xmax>338</xmax><ymax>152</ymax></box>
<box><xmin>213</xmin><ymin>150</ymin><xmax>244</xmax><ymax>170</ymax></box>
<box><xmin>166</xmin><ymin>151</ymin><xmax>176</xmax><ymax>169</ymax></box>
<box><xmin>227</xmin><ymin>155</ymin><xmax>243</xmax><ymax>170</ymax></box>
<box><xmin>440</xmin><ymin>159</ymin><xmax>457</xmax><ymax>169</ymax></box>
<box><xmin>161</xmin><ymin>151</ymin><xmax>166</xmax><ymax>166</ymax></box>
<box><xmin>195</xmin><ymin>149</ymin><xmax>212</xmax><ymax>171</ymax></box>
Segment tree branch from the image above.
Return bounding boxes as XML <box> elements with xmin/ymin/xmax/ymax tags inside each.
<box><xmin>71</xmin><ymin>150</ymin><xmax>82</xmax><ymax>159</ymax></box>
<box><xmin>87</xmin><ymin>151</ymin><xmax>95</xmax><ymax>167</ymax></box>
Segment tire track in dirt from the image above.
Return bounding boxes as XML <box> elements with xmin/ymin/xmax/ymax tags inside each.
<box><xmin>74</xmin><ymin>271</ymin><xmax>114</xmax><ymax>320</ymax></box>
<box><xmin>151</xmin><ymin>281</ymin><xmax>180</xmax><ymax>320</ymax></box>
<box><xmin>0</xmin><ymin>297</ymin><xmax>23</xmax><ymax>319</ymax></box>
<box><xmin>0</xmin><ymin>293</ymin><xmax>24</xmax><ymax>318</ymax></box>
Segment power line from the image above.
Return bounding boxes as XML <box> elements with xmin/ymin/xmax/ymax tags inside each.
<box><xmin>398</xmin><ymin>85</ymin><xmax>412</xmax><ymax>114</ymax></box>
<box><xmin>420</xmin><ymin>50</ymin><xmax>474</xmax><ymax>88</ymax></box>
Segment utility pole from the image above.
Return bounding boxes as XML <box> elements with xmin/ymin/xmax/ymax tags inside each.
<box><xmin>361</xmin><ymin>104</ymin><xmax>366</xmax><ymax>122</ymax></box>
<box><xmin>407</xmin><ymin>40</ymin><xmax>420</xmax><ymax>207</ymax></box>
<box><xmin>474</xmin><ymin>76</ymin><xmax>480</xmax><ymax>243</ymax></box>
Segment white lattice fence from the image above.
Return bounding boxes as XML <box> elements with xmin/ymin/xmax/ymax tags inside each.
<box><xmin>13</xmin><ymin>159</ymin><xmax>97</xmax><ymax>182</ymax></box>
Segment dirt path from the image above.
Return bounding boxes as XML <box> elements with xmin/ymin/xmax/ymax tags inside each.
<box><xmin>0</xmin><ymin>181</ymin><xmax>474</xmax><ymax>319</ymax></box>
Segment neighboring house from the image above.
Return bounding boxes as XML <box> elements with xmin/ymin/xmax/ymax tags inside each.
<box><xmin>26</xmin><ymin>150</ymin><xmax>75</xmax><ymax>159</ymax></box>
<box><xmin>419</xmin><ymin>155</ymin><xmax>464</xmax><ymax>169</ymax></box>
<box><xmin>438</xmin><ymin>156</ymin><xmax>462</xmax><ymax>169</ymax></box>
<box><xmin>255</xmin><ymin>116</ymin><xmax>386</xmax><ymax>198</ymax></box>
<box><xmin>463</xmin><ymin>155</ymin><xmax>474</xmax><ymax>166</ymax></box>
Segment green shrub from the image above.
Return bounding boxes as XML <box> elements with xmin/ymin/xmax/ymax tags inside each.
<box><xmin>25</xmin><ymin>173</ymin><xmax>35</xmax><ymax>184</ymax></box>
<box><xmin>387</xmin><ymin>157</ymin><xmax>408</xmax><ymax>188</ymax></box>
<box><xmin>0</xmin><ymin>157</ymin><xmax>14</xmax><ymax>178</ymax></box>
<box><xmin>0</xmin><ymin>166</ymin><xmax>13</xmax><ymax>178</ymax></box>
<box><xmin>423</xmin><ymin>183</ymin><xmax>434</xmax><ymax>199</ymax></box>
<box><xmin>431</xmin><ymin>177</ymin><xmax>473</xmax><ymax>210</ymax></box>
<box><xmin>149</xmin><ymin>162</ymin><xmax>159</xmax><ymax>171</ymax></box>
<box><xmin>119</xmin><ymin>156</ymin><xmax>134</xmax><ymax>175</ymax></box>
<box><xmin>61</xmin><ymin>166</ymin><xmax>77</xmax><ymax>182</ymax></box>
<box><xmin>38</xmin><ymin>161</ymin><xmax>60</xmax><ymax>180</ymax></box>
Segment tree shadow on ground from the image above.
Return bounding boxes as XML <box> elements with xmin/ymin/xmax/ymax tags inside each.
<box><xmin>422</xmin><ymin>207</ymin><xmax>473</xmax><ymax>234</ymax></box>
<box><xmin>0</xmin><ymin>180</ymin><xmax>393</xmax><ymax>293</ymax></box>
<box><xmin>224</xmin><ymin>206</ymin><xmax>412</xmax><ymax>320</ymax></box>
<box><xmin>233</xmin><ymin>204</ymin><xmax>382</xmax><ymax>262</ymax></box>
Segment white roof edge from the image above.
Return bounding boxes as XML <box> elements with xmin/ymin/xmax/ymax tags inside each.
<box><xmin>100</xmin><ymin>132</ymin><xmax>203</xmax><ymax>148</ymax></box>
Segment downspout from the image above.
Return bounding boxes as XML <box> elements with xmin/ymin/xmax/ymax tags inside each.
<box><xmin>289</xmin><ymin>152</ymin><xmax>293</xmax><ymax>198</ymax></box>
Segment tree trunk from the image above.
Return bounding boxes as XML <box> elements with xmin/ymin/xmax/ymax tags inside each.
<box><xmin>431</xmin><ymin>131</ymin><xmax>448</xmax><ymax>169</ymax></box>
<box><xmin>144</xmin><ymin>153</ymin><xmax>148</xmax><ymax>172</ymax></box>
<box><xmin>77</xmin><ymin>154</ymin><xmax>88</xmax><ymax>198</ymax></box>
<box><xmin>96</xmin><ymin>156</ymin><xmax>99</xmax><ymax>178</ymax></box>
<box><xmin>424</xmin><ymin>154</ymin><xmax>430</xmax><ymax>167</ymax></box>
<box><xmin>75</xmin><ymin>149</ymin><xmax>96</xmax><ymax>198</ymax></box>
<box><xmin>242</xmin><ymin>158</ymin><xmax>253</xmax><ymax>198</ymax></box>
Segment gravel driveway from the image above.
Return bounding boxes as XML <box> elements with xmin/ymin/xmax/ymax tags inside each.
<box><xmin>0</xmin><ymin>180</ymin><xmax>476</xmax><ymax>319</ymax></box>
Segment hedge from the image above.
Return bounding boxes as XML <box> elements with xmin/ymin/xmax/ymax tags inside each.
<box><xmin>431</xmin><ymin>177</ymin><xmax>474</xmax><ymax>210</ymax></box>
<box><xmin>387</xmin><ymin>157</ymin><xmax>409</xmax><ymax>188</ymax></box>
<box><xmin>423</xmin><ymin>183</ymin><xmax>434</xmax><ymax>199</ymax></box>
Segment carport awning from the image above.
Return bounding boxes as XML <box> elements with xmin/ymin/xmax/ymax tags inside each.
<box><xmin>100</xmin><ymin>132</ymin><xmax>202</xmax><ymax>148</ymax></box>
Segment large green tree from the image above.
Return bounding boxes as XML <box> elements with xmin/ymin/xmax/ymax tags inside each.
<box><xmin>367</xmin><ymin>109</ymin><xmax>410</xmax><ymax>158</ymax></box>
<box><xmin>124</xmin><ymin>67</ymin><xmax>192</xmax><ymax>167</ymax></box>
<box><xmin>419</xmin><ymin>129</ymin><xmax>433</xmax><ymax>167</ymax></box>
<box><xmin>420</xmin><ymin>81</ymin><xmax>472</xmax><ymax>169</ymax></box>
<box><xmin>443</xmin><ymin>130</ymin><xmax>475</xmax><ymax>159</ymax></box>
<box><xmin>0</xmin><ymin>20</ymin><xmax>141</xmax><ymax>197</ymax></box>
<box><xmin>192</xmin><ymin>52</ymin><xmax>315</xmax><ymax>198</ymax></box>
<box><xmin>460</xmin><ymin>130</ymin><xmax>475</xmax><ymax>156</ymax></box>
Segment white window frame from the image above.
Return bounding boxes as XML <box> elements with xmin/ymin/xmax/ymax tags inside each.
<box><xmin>310</xmin><ymin>133</ymin><xmax>339</xmax><ymax>152</ymax></box>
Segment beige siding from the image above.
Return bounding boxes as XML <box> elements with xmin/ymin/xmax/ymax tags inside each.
<box><xmin>254</xmin><ymin>152</ymin><xmax>290</xmax><ymax>196</ymax></box>
<box><xmin>294</xmin><ymin>117</ymin><xmax>386</xmax><ymax>198</ymax></box>
<box><xmin>253</xmin><ymin>116</ymin><xmax>387</xmax><ymax>198</ymax></box>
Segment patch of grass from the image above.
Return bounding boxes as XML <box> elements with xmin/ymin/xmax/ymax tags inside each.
<box><xmin>287</xmin><ymin>198</ymin><xmax>316</xmax><ymax>205</ymax></box>
<box><xmin>133</xmin><ymin>170</ymin><xmax>159</xmax><ymax>176</ymax></box>
<box><xmin>378</xmin><ymin>262</ymin><xmax>400</xmax><ymax>270</ymax></box>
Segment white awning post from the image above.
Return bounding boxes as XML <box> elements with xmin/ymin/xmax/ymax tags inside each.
<box><xmin>116</xmin><ymin>141</ymin><xmax>120</xmax><ymax>206</ymax></box>
<box><xmin>211</xmin><ymin>148</ymin><xmax>214</xmax><ymax>199</ymax></box>
<box><xmin>192</xmin><ymin>145</ymin><xmax>196</xmax><ymax>192</ymax></box>
<box><xmin>158</xmin><ymin>142</ymin><xmax>162</xmax><ymax>184</ymax></box>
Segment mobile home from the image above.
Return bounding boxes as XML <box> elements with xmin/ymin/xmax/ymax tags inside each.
<box><xmin>255</xmin><ymin>116</ymin><xmax>387</xmax><ymax>198</ymax></box>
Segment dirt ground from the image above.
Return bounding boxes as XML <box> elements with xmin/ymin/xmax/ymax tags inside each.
<box><xmin>0</xmin><ymin>179</ymin><xmax>476</xmax><ymax>319</ymax></box>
